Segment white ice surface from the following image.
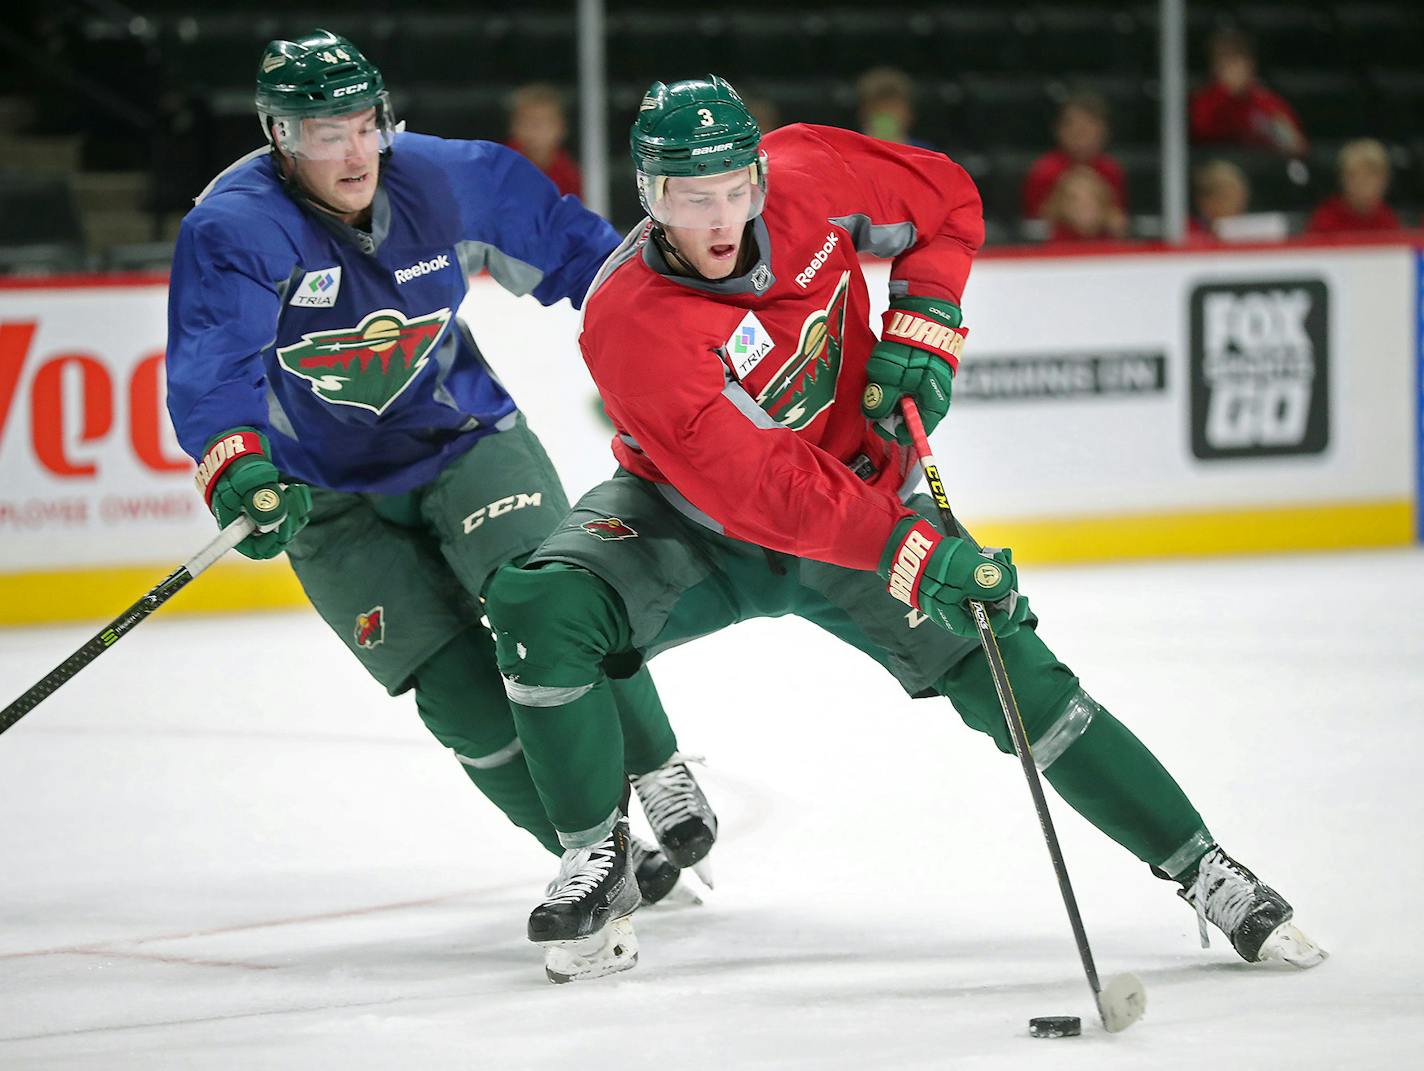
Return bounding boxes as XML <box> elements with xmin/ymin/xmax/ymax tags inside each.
<box><xmin>2</xmin><ymin>548</ymin><xmax>1422</xmax><ymax>1069</ymax></box>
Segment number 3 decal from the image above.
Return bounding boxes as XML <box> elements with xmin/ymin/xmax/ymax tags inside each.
<box><xmin>697</xmin><ymin>108</ymin><xmax>714</xmax><ymax>126</ymax></box>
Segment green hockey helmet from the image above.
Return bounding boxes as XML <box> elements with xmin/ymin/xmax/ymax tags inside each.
<box><xmin>631</xmin><ymin>75</ymin><xmax>766</xmax><ymax>228</ymax></box>
<box><xmin>255</xmin><ymin>29</ymin><xmax>397</xmax><ymax>160</ymax></box>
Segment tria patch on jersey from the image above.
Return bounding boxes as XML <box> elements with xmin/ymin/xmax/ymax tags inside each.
<box><xmin>754</xmin><ymin>270</ymin><xmax>851</xmax><ymax>431</ymax></box>
<box><xmin>276</xmin><ymin>307</ymin><xmax>452</xmax><ymax>415</ymax></box>
<box><xmin>290</xmin><ymin>267</ymin><xmax>342</xmax><ymax>308</ymax></box>
<box><xmin>724</xmin><ymin>310</ymin><xmax>776</xmax><ymax>380</ymax></box>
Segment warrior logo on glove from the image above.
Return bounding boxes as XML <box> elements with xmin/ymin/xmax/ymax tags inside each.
<box><xmin>974</xmin><ymin>561</ymin><xmax>1004</xmax><ymax>588</ymax></box>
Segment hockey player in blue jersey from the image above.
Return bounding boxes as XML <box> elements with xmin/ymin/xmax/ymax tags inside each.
<box><xmin>164</xmin><ymin>29</ymin><xmax>716</xmax><ymax>982</ymax></box>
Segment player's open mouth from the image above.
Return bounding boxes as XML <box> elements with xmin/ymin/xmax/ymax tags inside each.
<box><xmin>709</xmin><ymin>243</ymin><xmax>736</xmax><ymax>260</ymax></box>
<box><xmin>339</xmin><ymin>173</ymin><xmax>370</xmax><ymax>187</ymax></box>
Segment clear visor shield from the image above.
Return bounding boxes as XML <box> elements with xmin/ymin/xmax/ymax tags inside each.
<box><xmin>265</xmin><ymin>93</ymin><xmax>397</xmax><ymax>160</ymax></box>
<box><xmin>638</xmin><ymin>157</ymin><xmax>768</xmax><ymax>229</ymax></box>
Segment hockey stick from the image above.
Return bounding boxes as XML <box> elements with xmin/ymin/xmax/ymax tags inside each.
<box><xmin>0</xmin><ymin>515</ymin><xmax>257</xmax><ymax>736</ymax></box>
<box><xmin>899</xmin><ymin>397</ymin><xmax>1145</xmax><ymax>1034</ymax></box>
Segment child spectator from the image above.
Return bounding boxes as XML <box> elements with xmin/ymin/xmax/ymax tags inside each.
<box><xmin>1190</xmin><ymin>29</ymin><xmax>1306</xmax><ymax>156</ymax></box>
<box><xmin>1023</xmin><ymin>91</ymin><xmax>1127</xmax><ymax>222</ymax></box>
<box><xmin>856</xmin><ymin>67</ymin><xmax>934</xmax><ymax>149</ymax></box>
<box><xmin>505</xmin><ymin>83</ymin><xmax>581</xmax><ymax>199</ymax></box>
<box><xmin>1306</xmin><ymin>139</ymin><xmax>1401</xmax><ymax>235</ymax></box>
<box><xmin>1041</xmin><ymin>165</ymin><xmax>1127</xmax><ymax>242</ymax></box>
<box><xmin>1192</xmin><ymin>159</ymin><xmax>1251</xmax><ymax>236</ymax></box>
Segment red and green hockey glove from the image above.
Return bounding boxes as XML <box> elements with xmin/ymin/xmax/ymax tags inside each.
<box><xmin>877</xmin><ymin>517</ymin><xmax>1029</xmax><ymax>638</ymax></box>
<box><xmin>861</xmin><ymin>295</ymin><xmax>967</xmax><ymax>446</ymax></box>
<box><xmin>194</xmin><ymin>428</ymin><xmax>312</xmax><ymax>561</ymax></box>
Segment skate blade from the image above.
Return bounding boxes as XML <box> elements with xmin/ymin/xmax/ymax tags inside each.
<box><xmin>543</xmin><ymin>917</ymin><xmax>639</xmax><ymax>984</ymax></box>
<box><xmin>648</xmin><ymin>877</ymin><xmax>703</xmax><ymax>909</ymax></box>
<box><xmin>1096</xmin><ymin>973</ymin><xmax>1147</xmax><ymax>1033</ymax></box>
<box><xmin>691</xmin><ymin>858</ymin><xmax>715</xmax><ymax>890</ymax></box>
<box><xmin>1257</xmin><ymin>922</ymin><xmax>1328</xmax><ymax>969</ymax></box>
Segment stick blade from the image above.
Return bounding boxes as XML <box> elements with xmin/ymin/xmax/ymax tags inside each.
<box><xmin>1096</xmin><ymin>973</ymin><xmax>1147</xmax><ymax>1033</ymax></box>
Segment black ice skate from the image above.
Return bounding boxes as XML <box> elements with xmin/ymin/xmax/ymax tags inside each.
<box><xmin>529</xmin><ymin>817</ymin><xmax>642</xmax><ymax>983</ymax></box>
<box><xmin>629</xmin><ymin>835</ymin><xmax>681</xmax><ymax>906</ymax></box>
<box><xmin>1179</xmin><ymin>846</ymin><xmax>1327</xmax><ymax>968</ymax></box>
<box><xmin>631</xmin><ymin>755</ymin><xmax>718</xmax><ymax>871</ymax></box>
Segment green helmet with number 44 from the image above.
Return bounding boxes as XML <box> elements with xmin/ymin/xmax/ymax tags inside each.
<box><xmin>255</xmin><ymin>29</ymin><xmax>397</xmax><ymax>160</ymax></box>
<box><xmin>631</xmin><ymin>75</ymin><xmax>767</xmax><ymax>227</ymax></box>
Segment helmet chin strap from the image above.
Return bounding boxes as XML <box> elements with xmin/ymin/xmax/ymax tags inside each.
<box><xmin>273</xmin><ymin>147</ymin><xmax>379</xmax><ymax>224</ymax></box>
<box><xmin>653</xmin><ymin>221</ymin><xmax>756</xmax><ymax>281</ymax></box>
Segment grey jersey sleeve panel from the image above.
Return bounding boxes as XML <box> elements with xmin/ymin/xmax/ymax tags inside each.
<box><xmin>456</xmin><ymin>239</ymin><xmax>546</xmax><ymax>297</ymax></box>
<box><xmin>828</xmin><ymin>214</ymin><xmax>917</xmax><ymax>259</ymax></box>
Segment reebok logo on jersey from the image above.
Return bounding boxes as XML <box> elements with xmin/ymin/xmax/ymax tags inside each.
<box><xmin>290</xmin><ymin>267</ymin><xmax>342</xmax><ymax>308</ymax></box>
<box><xmin>394</xmin><ymin>254</ymin><xmax>451</xmax><ymax>285</ymax></box>
<box><xmin>725</xmin><ymin>310</ymin><xmax>775</xmax><ymax>379</ymax></box>
<box><xmin>795</xmin><ymin>232</ymin><xmax>840</xmax><ymax>288</ymax></box>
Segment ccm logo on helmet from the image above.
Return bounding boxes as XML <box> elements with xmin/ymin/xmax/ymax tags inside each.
<box><xmin>795</xmin><ymin>232</ymin><xmax>840</xmax><ymax>288</ymax></box>
<box><xmin>332</xmin><ymin>82</ymin><xmax>370</xmax><ymax>97</ymax></box>
<box><xmin>394</xmin><ymin>254</ymin><xmax>451</xmax><ymax>284</ymax></box>
<box><xmin>690</xmin><ymin>141</ymin><xmax>735</xmax><ymax>156</ymax></box>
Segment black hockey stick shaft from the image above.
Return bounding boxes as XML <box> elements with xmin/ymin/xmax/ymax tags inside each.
<box><xmin>899</xmin><ymin>398</ymin><xmax>1105</xmax><ymax>1001</ymax></box>
<box><xmin>0</xmin><ymin>515</ymin><xmax>256</xmax><ymax>736</ymax></box>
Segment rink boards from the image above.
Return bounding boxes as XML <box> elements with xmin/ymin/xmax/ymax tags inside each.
<box><xmin>0</xmin><ymin>239</ymin><xmax>1419</xmax><ymax>624</ymax></box>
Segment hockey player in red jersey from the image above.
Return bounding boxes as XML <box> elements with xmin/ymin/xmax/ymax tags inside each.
<box><xmin>483</xmin><ymin>76</ymin><xmax>1326</xmax><ymax>981</ymax></box>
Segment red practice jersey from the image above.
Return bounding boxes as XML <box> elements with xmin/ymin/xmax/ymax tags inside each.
<box><xmin>579</xmin><ymin>124</ymin><xmax>983</xmax><ymax>572</ymax></box>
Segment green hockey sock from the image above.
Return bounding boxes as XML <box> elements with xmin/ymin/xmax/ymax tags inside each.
<box><xmin>609</xmin><ymin>666</ymin><xmax>678</xmax><ymax>775</ymax></box>
<box><xmin>937</xmin><ymin>627</ymin><xmax>1211</xmax><ymax>872</ymax></box>
<box><xmin>511</xmin><ymin>682</ymin><xmax>625</xmax><ymax>844</ymax></box>
<box><xmin>1039</xmin><ymin>693</ymin><xmax>1210</xmax><ymax>869</ymax></box>
<box><xmin>412</xmin><ymin>629</ymin><xmax>562</xmax><ymax>855</ymax></box>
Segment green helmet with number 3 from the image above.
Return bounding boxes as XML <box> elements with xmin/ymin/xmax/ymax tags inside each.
<box><xmin>631</xmin><ymin>75</ymin><xmax>766</xmax><ymax>227</ymax></box>
<box><xmin>255</xmin><ymin>29</ymin><xmax>397</xmax><ymax>160</ymax></box>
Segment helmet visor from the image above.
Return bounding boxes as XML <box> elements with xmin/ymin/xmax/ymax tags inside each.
<box><xmin>265</xmin><ymin>93</ymin><xmax>397</xmax><ymax>160</ymax></box>
<box><xmin>638</xmin><ymin>157</ymin><xmax>767</xmax><ymax>229</ymax></box>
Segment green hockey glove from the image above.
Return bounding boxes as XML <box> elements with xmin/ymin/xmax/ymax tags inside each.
<box><xmin>194</xmin><ymin>428</ymin><xmax>312</xmax><ymax>560</ymax></box>
<box><xmin>877</xmin><ymin>517</ymin><xmax>1029</xmax><ymax>638</ymax></box>
<box><xmin>861</xmin><ymin>295</ymin><xmax>967</xmax><ymax>445</ymax></box>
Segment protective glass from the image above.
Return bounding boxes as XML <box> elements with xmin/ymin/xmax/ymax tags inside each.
<box><xmin>637</xmin><ymin>156</ymin><xmax>768</xmax><ymax>229</ymax></box>
<box><xmin>265</xmin><ymin>92</ymin><xmax>397</xmax><ymax>160</ymax></box>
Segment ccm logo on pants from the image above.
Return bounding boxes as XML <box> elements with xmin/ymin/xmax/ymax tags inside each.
<box><xmin>463</xmin><ymin>492</ymin><xmax>543</xmax><ymax>533</ymax></box>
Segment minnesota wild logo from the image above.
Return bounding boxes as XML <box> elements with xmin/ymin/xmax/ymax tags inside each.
<box><xmin>755</xmin><ymin>271</ymin><xmax>850</xmax><ymax>430</ymax></box>
<box><xmin>276</xmin><ymin>307</ymin><xmax>452</xmax><ymax>414</ymax></box>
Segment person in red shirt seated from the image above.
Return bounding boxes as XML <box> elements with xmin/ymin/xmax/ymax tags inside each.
<box><xmin>1190</xmin><ymin>29</ymin><xmax>1306</xmax><ymax>157</ymax></box>
<box><xmin>1041</xmin><ymin>165</ymin><xmax>1127</xmax><ymax>243</ymax></box>
<box><xmin>1190</xmin><ymin>159</ymin><xmax>1251</xmax><ymax>238</ymax></box>
<box><xmin>1023</xmin><ymin>91</ymin><xmax>1127</xmax><ymax>223</ymax></box>
<box><xmin>1307</xmin><ymin>138</ymin><xmax>1401</xmax><ymax>235</ymax></box>
<box><xmin>505</xmin><ymin>83</ymin><xmax>583</xmax><ymax>199</ymax></box>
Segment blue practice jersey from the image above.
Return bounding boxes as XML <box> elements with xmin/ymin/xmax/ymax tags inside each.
<box><xmin>166</xmin><ymin>132</ymin><xmax>619</xmax><ymax>494</ymax></box>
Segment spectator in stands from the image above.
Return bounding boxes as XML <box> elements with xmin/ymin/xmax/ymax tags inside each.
<box><xmin>1190</xmin><ymin>29</ymin><xmax>1306</xmax><ymax>157</ymax></box>
<box><xmin>1192</xmin><ymin>159</ymin><xmax>1251</xmax><ymax>236</ymax></box>
<box><xmin>505</xmin><ymin>83</ymin><xmax>581</xmax><ymax>199</ymax></box>
<box><xmin>856</xmin><ymin>67</ymin><xmax>934</xmax><ymax>149</ymax></box>
<box><xmin>1023</xmin><ymin>91</ymin><xmax>1127</xmax><ymax>224</ymax></box>
<box><xmin>1041</xmin><ymin>165</ymin><xmax>1127</xmax><ymax>243</ymax></box>
<box><xmin>1307</xmin><ymin>138</ymin><xmax>1401</xmax><ymax>235</ymax></box>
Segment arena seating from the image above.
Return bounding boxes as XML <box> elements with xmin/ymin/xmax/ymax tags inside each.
<box><xmin>1</xmin><ymin>0</ymin><xmax>1419</xmax><ymax>270</ymax></box>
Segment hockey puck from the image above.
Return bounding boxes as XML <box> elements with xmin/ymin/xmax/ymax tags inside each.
<box><xmin>1029</xmin><ymin>1016</ymin><xmax>1082</xmax><ymax>1038</ymax></box>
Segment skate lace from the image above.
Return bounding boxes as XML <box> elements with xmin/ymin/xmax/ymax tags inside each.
<box><xmin>633</xmin><ymin>755</ymin><xmax>707</xmax><ymax>834</ymax></box>
<box><xmin>542</xmin><ymin>838</ymin><xmax>617</xmax><ymax>906</ymax></box>
<box><xmin>1186</xmin><ymin>849</ymin><xmax>1256</xmax><ymax>948</ymax></box>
